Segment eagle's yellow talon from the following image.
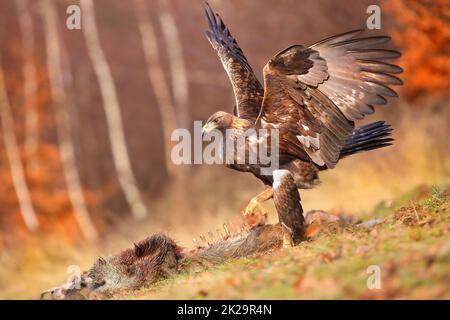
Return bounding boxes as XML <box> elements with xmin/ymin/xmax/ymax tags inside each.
<box><xmin>243</xmin><ymin>200</ymin><xmax>267</xmax><ymax>228</ymax></box>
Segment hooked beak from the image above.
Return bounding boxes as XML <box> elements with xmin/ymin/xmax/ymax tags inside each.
<box><xmin>202</xmin><ymin>122</ymin><xmax>216</xmax><ymax>136</ymax></box>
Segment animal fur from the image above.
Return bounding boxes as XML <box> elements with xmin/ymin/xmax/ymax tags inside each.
<box><xmin>40</xmin><ymin>224</ymin><xmax>288</xmax><ymax>300</ymax></box>
<box><xmin>40</xmin><ymin>208</ymin><xmax>374</xmax><ymax>300</ymax></box>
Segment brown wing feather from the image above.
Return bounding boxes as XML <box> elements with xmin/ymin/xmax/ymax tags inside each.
<box><xmin>204</xmin><ymin>3</ymin><xmax>263</xmax><ymax>121</ymax></box>
<box><xmin>259</xmin><ymin>30</ymin><xmax>402</xmax><ymax>168</ymax></box>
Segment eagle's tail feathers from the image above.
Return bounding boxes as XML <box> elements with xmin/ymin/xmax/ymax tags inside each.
<box><xmin>339</xmin><ymin>121</ymin><xmax>393</xmax><ymax>158</ymax></box>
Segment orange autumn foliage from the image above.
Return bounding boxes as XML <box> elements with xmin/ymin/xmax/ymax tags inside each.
<box><xmin>384</xmin><ymin>0</ymin><xmax>450</xmax><ymax>102</ymax></box>
<box><xmin>0</xmin><ymin>57</ymin><xmax>101</xmax><ymax>246</ymax></box>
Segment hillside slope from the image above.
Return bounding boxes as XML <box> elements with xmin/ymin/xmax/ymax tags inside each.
<box><xmin>120</xmin><ymin>186</ymin><xmax>449</xmax><ymax>299</ymax></box>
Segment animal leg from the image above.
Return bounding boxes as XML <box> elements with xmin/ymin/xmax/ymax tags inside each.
<box><xmin>272</xmin><ymin>170</ymin><xmax>306</xmax><ymax>244</ymax></box>
<box><xmin>243</xmin><ymin>187</ymin><xmax>273</xmax><ymax>228</ymax></box>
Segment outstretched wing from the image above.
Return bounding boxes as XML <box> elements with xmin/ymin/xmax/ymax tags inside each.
<box><xmin>259</xmin><ymin>30</ymin><xmax>402</xmax><ymax>168</ymax></box>
<box><xmin>204</xmin><ymin>3</ymin><xmax>263</xmax><ymax>121</ymax></box>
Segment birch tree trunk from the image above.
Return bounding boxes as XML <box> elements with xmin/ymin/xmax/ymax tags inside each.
<box><xmin>80</xmin><ymin>0</ymin><xmax>148</xmax><ymax>219</ymax></box>
<box><xmin>16</xmin><ymin>0</ymin><xmax>39</xmax><ymax>167</ymax></box>
<box><xmin>134</xmin><ymin>0</ymin><xmax>178</xmax><ymax>178</ymax></box>
<box><xmin>0</xmin><ymin>61</ymin><xmax>39</xmax><ymax>232</ymax></box>
<box><xmin>42</xmin><ymin>0</ymin><xmax>98</xmax><ymax>240</ymax></box>
<box><xmin>158</xmin><ymin>0</ymin><xmax>190</xmax><ymax>129</ymax></box>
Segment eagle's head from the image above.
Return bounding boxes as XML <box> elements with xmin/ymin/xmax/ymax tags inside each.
<box><xmin>202</xmin><ymin>111</ymin><xmax>234</xmax><ymax>135</ymax></box>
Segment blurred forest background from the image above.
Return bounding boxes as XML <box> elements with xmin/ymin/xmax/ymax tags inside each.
<box><xmin>0</xmin><ymin>0</ymin><xmax>448</xmax><ymax>298</ymax></box>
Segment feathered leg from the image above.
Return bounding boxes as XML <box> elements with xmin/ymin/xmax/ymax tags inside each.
<box><xmin>272</xmin><ymin>170</ymin><xmax>306</xmax><ymax>244</ymax></box>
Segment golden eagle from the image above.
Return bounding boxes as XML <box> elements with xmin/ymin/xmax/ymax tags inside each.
<box><xmin>202</xmin><ymin>3</ymin><xmax>402</xmax><ymax>234</ymax></box>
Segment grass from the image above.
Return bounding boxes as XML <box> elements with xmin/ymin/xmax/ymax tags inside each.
<box><xmin>119</xmin><ymin>186</ymin><xmax>450</xmax><ymax>300</ymax></box>
<box><xmin>0</xmin><ymin>185</ymin><xmax>448</xmax><ymax>299</ymax></box>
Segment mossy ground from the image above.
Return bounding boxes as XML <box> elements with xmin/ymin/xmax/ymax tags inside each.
<box><xmin>120</xmin><ymin>186</ymin><xmax>450</xmax><ymax>299</ymax></box>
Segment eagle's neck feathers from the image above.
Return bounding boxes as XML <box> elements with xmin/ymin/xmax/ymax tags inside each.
<box><xmin>231</xmin><ymin>117</ymin><xmax>252</xmax><ymax>132</ymax></box>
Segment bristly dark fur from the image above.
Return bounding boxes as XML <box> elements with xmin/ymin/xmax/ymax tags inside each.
<box><xmin>43</xmin><ymin>206</ymin><xmax>373</xmax><ymax>300</ymax></box>
<box><xmin>134</xmin><ymin>233</ymin><xmax>176</xmax><ymax>258</ymax></box>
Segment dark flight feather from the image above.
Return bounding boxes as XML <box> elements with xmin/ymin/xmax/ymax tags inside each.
<box><xmin>340</xmin><ymin>121</ymin><xmax>394</xmax><ymax>158</ymax></box>
<box><xmin>204</xmin><ymin>3</ymin><xmax>263</xmax><ymax>121</ymax></box>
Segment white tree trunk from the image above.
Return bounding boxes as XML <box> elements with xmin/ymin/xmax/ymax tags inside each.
<box><xmin>158</xmin><ymin>0</ymin><xmax>190</xmax><ymax>129</ymax></box>
<box><xmin>0</xmin><ymin>61</ymin><xmax>39</xmax><ymax>232</ymax></box>
<box><xmin>42</xmin><ymin>0</ymin><xmax>98</xmax><ymax>240</ymax></box>
<box><xmin>134</xmin><ymin>0</ymin><xmax>178</xmax><ymax>177</ymax></box>
<box><xmin>80</xmin><ymin>0</ymin><xmax>148</xmax><ymax>219</ymax></box>
<box><xmin>16</xmin><ymin>0</ymin><xmax>39</xmax><ymax>166</ymax></box>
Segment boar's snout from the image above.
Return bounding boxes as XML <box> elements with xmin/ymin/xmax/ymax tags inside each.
<box><xmin>40</xmin><ymin>286</ymin><xmax>88</xmax><ymax>300</ymax></box>
<box><xmin>40</xmin><ymin>277</ymin><xmax>92</xmax><ymax>300</ymax></box>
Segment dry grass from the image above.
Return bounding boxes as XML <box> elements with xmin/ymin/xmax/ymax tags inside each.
<box><xmin>124</xmin><ymin>187</ymin><xmax>450</xmax><ymax>300</ymax></box>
